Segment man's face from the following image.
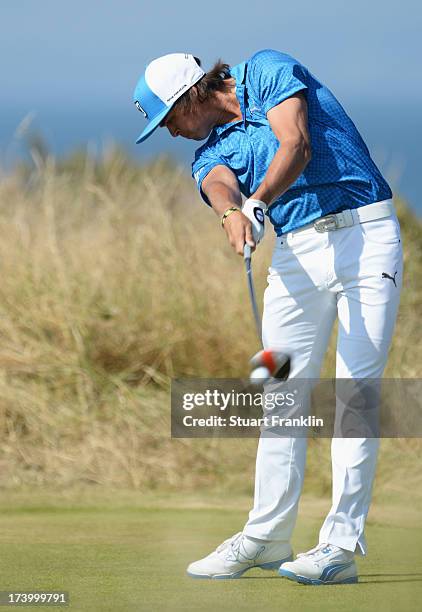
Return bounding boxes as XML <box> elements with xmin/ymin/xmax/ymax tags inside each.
<box><xmin>160</xmin><ymin>99</ymin><xmax>213</xmax><ymax>141</ymax></box>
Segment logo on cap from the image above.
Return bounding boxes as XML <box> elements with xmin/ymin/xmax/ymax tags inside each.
<box><xmin>134</xmin><ymin>101</ymin><xmax>148</xmax><ymax>118</ymax></box>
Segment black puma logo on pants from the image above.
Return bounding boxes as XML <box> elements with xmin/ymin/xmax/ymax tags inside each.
<box><xmin>382</xmin><ymin>271</ymin><xmax>398</xmax><ymax>287</ymax></box>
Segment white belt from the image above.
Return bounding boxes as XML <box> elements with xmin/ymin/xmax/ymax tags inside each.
<box><xmin>287</xmin><ymin>199</ymin><xmax>395</xmax><ymax>235</ymax></box>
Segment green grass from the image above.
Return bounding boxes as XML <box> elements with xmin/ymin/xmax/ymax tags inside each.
<box><xmin>0</xmin><ymin>490</ymin><xmax>420</xmax><ymax>611</ymax></box>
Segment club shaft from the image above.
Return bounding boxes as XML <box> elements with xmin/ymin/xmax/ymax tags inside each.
<box><xmin>243</xmin><ymin>245</ymin><xmax>262</xmax><ymax>343</ymax></box>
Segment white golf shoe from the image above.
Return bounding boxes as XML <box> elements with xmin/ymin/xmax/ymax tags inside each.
<box><xmin>279</xmin><ymin>542</ymin><xmax>358</xmax><ymax>585</ymax></box>
<box><xmin>187</xmin><ymin>532</ymin><xmax>293</xmax><ymax>579</ymax></box>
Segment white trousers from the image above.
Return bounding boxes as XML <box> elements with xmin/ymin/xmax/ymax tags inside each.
<box><xmin>243</xmin><ymin>207</ymin><xmax>403</xmax><ymax>555</ymax></box>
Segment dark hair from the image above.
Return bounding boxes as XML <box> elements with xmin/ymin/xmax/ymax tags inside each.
<box><xmin>173</xmin><ymin>57</ymin><xmax>233</xmax><ymax>114</ymax></box>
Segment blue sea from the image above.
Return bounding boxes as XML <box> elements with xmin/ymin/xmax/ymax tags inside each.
<box><xmin>0</xmin><ymin>101</ymin><xmax>420</xmax><ymax>216</ymax></box>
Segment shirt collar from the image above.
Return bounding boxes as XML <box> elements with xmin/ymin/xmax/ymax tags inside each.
<box><xmin>231</xmin><ymin>60</ymin><xmax>247</xmax><ymax>85</ymax></box>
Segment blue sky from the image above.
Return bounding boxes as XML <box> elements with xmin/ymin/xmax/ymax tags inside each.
<box><xmin>3</xmin><ymin>0</ymin><xmax>421</xmax><ymax>105</ymax></box>
<box><xmin>1</xmin><ymin>0</ymin><xmax>421</xmax><ymax>210</ymax></box>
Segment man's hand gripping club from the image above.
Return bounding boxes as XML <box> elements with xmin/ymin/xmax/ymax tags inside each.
<box><xmin>221</xmin><ymin>198</ymin><xmax>267</xmax><ymax>255</ymax></box>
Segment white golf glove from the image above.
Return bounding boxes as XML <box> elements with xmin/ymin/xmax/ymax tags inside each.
<box><xmin>242</xmin><ymin>198</ymin><xmax>267</xmax><ymax>244</ymax></box>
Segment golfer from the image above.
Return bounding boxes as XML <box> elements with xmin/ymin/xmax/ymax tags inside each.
<box><xmin>132</xmin><ymin>50</ymin><xmax>402</xmax><ymax>584</ymax></box>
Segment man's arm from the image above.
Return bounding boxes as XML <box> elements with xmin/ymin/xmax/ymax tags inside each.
<box><xmin>202</xmin><ymin>165</ymin><xmax>255</xmax><ymax>254</ymax></box>
<box><xmin>251</xmin><ymin>92</ymin><xmax>312</xmax><ymax>205</ymax></box>
<box><xmin>201</xmin><ymin>92</ymin><xmax>311</xmax><ymax>254</ymax></box>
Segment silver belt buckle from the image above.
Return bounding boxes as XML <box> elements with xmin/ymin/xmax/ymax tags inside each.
<box><xmin>313</xmin><ymin>214</ymin><xmax>338</xmax><ymax>233</ymax></box>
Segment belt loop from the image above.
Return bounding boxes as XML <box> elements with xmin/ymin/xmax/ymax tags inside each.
<box><xmin>349</xmin><ymin>209</ymin><xmax>358</xmax><ymax>225</ymax></box>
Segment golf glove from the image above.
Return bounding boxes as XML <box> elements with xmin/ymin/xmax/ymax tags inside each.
<box><xmin>242</xmin><ymin>198</ymin><xmax>267</xmax><ymax>244</ymax></box>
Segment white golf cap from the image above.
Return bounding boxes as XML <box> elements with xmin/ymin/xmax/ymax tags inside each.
<box><xmin>133</xmin><ymin>53</ymin><xmax>205</xmax><ymax>144</ymax></box>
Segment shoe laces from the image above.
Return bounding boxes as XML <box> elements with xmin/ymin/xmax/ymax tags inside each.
<box><xmin>216</xmin><ymin>532</ymin><xmax>243</xmax><ymax>554</ymax></box>
<box><xmin>217</xmin><ymin>532</ymin><xmax>264</xmax><ymax>563</ymax></box>
<box><xmin>297</xmin><ymin>542</ymin><xmax>336</xmax><ymax>559</ymax></box>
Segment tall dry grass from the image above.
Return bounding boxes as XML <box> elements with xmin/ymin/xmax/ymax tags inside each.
<box><xmin>0</xmin><ymin>147</ymin><xmax>420</xmax><ymax>498</ymax></box>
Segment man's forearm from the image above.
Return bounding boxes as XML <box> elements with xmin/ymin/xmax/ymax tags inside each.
<box><xmin>251</xmin><ymin>139</ymin><xmax>311</xmax><ymax>206</ymax></box>
<box><xmin>205</xmin><ymin>181</ymin><xmax>243</xmax><ymax>217</ymax></box>
<box><xmin>202</xmin><ymin>168</ymin><xmax>265</xmax><ymax>254</ymax></box>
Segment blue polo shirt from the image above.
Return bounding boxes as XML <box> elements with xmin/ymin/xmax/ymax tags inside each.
<box><xmin>191</xmin><ymin>49</ymin><xmax>392</xmax><ymax>235</ymax></box>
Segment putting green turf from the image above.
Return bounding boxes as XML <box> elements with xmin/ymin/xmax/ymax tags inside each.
<box><xmin>0</xmin><ymin>492</ymin><xmax>420</xmax><ymax>611</ymax></box>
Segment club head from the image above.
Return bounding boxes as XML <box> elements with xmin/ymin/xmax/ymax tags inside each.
<box><xmin>249</xmin><ymin>365</ymin><xmax>271</xmax><ymax>386</ymax></box>
<box><xmin>250</xmin><ymin>349</ymin><xmax>291</xmax><ymax>381</ymax></box>
<box><xmin>272</xmin><ymin>353</ymin><xmax>291</xmax><ymax>380</ymax></box>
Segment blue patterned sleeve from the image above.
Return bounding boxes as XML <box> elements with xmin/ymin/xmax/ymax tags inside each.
<box><xmin>191</xmin><ymin>145</ymin><xmax>229</xmax><ymax>206</ymax></box>
<box><xmin>248</xmin><ymin>49</ymin><xmax>308</xmax><ymax>115</ymax></box>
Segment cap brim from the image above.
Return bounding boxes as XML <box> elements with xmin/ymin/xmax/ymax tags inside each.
<box><xmin>135</xmin><ymin>104</ymin><xmax>173</xmax><ymax>144</ymax></box>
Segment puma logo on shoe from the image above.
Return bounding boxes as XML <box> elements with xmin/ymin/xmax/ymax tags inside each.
<box><xmin>279</xmin><ymin>542</ymin><xmax>357</xmax><ymax>585</ymax></box>
<box><xmin>382</xmin><ymin>271</ymin><xmax>398</xmax><ymax>287</ymax></box>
